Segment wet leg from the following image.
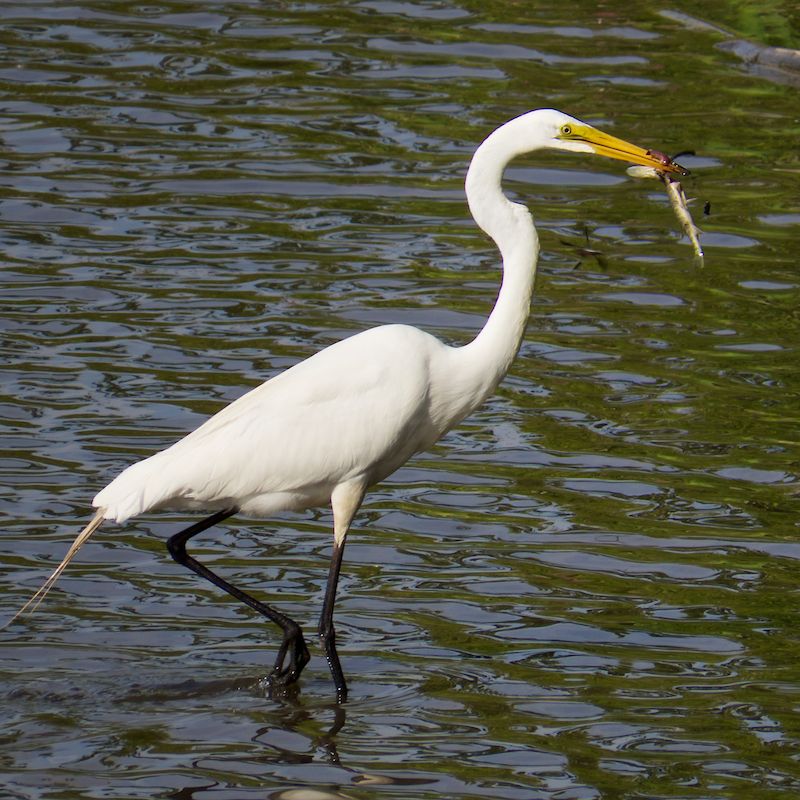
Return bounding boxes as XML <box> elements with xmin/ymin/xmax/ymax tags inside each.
<box><xmin>166</xmin><ymin>509</ymin><xmax>310</xmax><ymax>687</ymax></box>
<box><xmin>318</xmin><ymin>536</ymin><xmax>348</xmax><ymax>702</ymax></box>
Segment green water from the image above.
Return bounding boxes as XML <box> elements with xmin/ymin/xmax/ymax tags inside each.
<box><xmin>1</xmin><ymin>2</ymin><xmax>799</xmax><ymax>798</ymax></box>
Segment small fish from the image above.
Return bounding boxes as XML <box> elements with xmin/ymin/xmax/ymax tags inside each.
<box><xmin>646</xmin><ymin>148</ymin><xmax>672</xmax><ymax>167</ymax></box>
<box><xmin>646</xmin><ymin>148</ymin><xmax>691</xmax><ymax>176</ymax></box>
<box><xmin>662</xmin><ymin>175</ymin><xmax>704</xmax><ymax>259</ymax></box>
<box><xmin>626</xmin><ymin>163</ymin><xmax>704</xmax><ymax>260</ymax></box>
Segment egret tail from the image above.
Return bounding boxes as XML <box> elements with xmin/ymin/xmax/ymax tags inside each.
<box><xmin>5</xmin><ymin>509</ymin><xmax>106</xmax><ymax>627</ymax></box>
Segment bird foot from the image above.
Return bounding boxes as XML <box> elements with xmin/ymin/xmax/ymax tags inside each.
<box><xmin>267</xmin><ymin>632</ymin><xmax>311</xmax><ymax>690</ymax></box>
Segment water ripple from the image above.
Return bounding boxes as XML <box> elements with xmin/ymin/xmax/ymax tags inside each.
<box><xmin>2</xmin><ymin>2</ymin><xmax>799</xmax><ymax>799</ymax></box>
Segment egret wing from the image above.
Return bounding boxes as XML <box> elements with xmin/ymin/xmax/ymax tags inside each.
<box><xmin>95</xmin><ymin>326</ymin><xmax>441</xmax><ymax>521</ymax></box>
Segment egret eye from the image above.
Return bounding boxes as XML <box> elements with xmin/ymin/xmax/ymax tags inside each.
<box><xmin>561</xmin><ymin>124</ymin><xmax>572</xmax><ymax>136</ymax></box>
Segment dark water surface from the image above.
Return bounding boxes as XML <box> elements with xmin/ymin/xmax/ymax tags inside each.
<box><xmin>2</xmin><ymin>2</ymin><xmax>799</xmax><ymax>799</ymax></box>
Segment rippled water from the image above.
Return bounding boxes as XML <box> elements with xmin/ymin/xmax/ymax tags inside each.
<box><xmin>2</xmin><ymin>2</ymin><xmax>799</xmax><ymax>799</ymax></box>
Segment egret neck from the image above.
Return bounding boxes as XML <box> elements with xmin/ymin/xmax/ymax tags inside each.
<box><xmin>457</xmin><ymin>117</ymin><xmax>540</xmax><ymax>404</ymax></box>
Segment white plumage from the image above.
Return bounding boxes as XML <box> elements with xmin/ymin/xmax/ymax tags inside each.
<box><xmin>98</xmin><ymin>325</ymin><xmax>468</xmax><ymax>524</ymax></box>
<box><xmin>9</xmin><ymin>109</ymin><xmax>685</xmax><ymax>700</ymax></box>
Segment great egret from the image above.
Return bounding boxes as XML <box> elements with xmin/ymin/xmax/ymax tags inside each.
<box><xmin>8</xmin><ymin>109</ymin><xmax>686</xmax><ymax>701</ymax></box>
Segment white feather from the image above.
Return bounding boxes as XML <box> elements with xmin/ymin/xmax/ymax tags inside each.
<box><xmin>10</xmin><ymin>109</ymin><xmax>677</xmax><ymax>695</ymax></box>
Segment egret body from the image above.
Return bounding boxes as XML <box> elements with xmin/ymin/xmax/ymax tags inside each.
<box><xmin>10</xmin><ymin>109</ymin><xmax>686</xmax><ymax>700</ymax></box>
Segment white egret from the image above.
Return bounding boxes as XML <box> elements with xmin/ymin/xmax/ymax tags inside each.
<box><xmin>8</xmin><ymin>109</ymin><xmax>686</xmax><ymax>701</ymax></box>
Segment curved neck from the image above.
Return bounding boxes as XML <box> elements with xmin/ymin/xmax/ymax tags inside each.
<box><xmin>458</xmin><ymin>120</ymin><xmax>540</xmax><ymax>398</ymax></box>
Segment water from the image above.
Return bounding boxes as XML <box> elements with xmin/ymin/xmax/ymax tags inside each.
<box><xmin>2</xmin><ymin>2</ymin><xmax>799</xmax><ymax>798</ymax></box>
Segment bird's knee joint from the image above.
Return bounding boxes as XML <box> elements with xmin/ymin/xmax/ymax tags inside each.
<box><xmin>281</xmin><ymin>622</ymin><xmax>305</xmax><ymax>647</ymax></box>
<box><xmin>166</xmin><ymin>536</ymin><xmax>186</xmax><ymax>563</ymax></box>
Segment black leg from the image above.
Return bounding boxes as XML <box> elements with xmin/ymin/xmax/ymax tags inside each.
<box><xmin>318</xmin><ymin>537</ymin><xmax>348</xmax><ymax>702</ymax></box>
<box><xmin>166</xmin><ymin>509</ymin><xmax>310</xmax><ymax>689</ymax></box>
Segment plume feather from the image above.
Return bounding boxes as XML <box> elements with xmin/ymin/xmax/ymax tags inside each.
<box><xmin>4</xmin><ymin>509</ymin><xmax>106</xmax><ymax>628</ymax></box>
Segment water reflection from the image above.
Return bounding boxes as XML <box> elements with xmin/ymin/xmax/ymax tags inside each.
<box><xmin>2</xmin><ymin>1</ymin><xmax>800</xmax><ymax>799</ymax></box>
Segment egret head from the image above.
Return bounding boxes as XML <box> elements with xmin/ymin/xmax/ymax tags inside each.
<box><xmin>539</xmin><ymin>109</ymin><xmax>689</xmax><ymax>175</ymax></box>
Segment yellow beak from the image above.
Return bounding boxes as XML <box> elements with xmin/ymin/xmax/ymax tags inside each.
<box><xmin>560</xmin><ymin>123</ymin><xmax>689</xmax><ymax>176</ymax></box>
